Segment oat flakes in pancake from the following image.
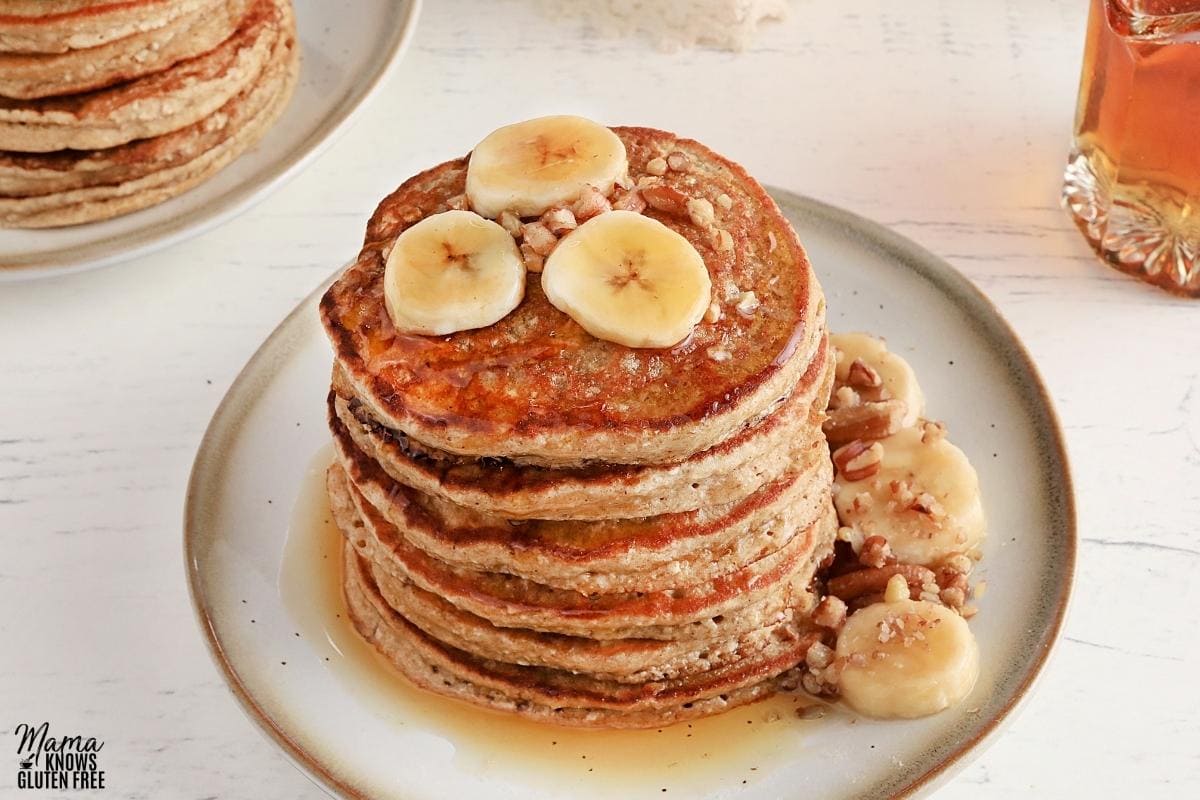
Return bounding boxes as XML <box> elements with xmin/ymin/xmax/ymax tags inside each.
<box><xmin>0</xmin><ymin>0</ymin><xmax>251</xmax><ymax>100</ymax></box>
<box><xmin>321</xmin><ymin>127</ymin><xmax>826</xmax><ymax>467</ymax></box>
<box><xmin>344</xmin><ymin>546</ymin><xmax>819</xmax><ymax>729</ymax></box>
<box><xmin>331</xmin><ymin>342</ymin><xmax>832</xmax><ymax>521</ymax></box>
<box><xmin>0</xmin><ymin>0</ymin><xmax>221</xmax><ymax>53</ymax></box>
<box><xmin>368</xmin><ymin>558</ymin><xmax>815</xmax><ymax>684</ymax></box>
<box><xmin>333</xmin><ymin>464</ymin><xmax>837</xmax><ymax>639</ymax></box>
<box><xmin>0</xmin><ymin>0</ymin><xmax>283</xmax><ymax>152</ymax></box>
<box><xmin>329</xmin><ymin>476</ymin><xmax>817</xmax><ymax>683</ymax></box>
<box><xmin>332</xmin><ymin>408</ymin><xmax>833</xmax><ymax>593</ymax></box>
<box><xmin>0</xmin><ymin>22</ymin><xmax>296</xmax><ymax>228</ymax></box>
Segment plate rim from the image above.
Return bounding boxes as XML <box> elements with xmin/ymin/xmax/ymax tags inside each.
<box><xmin>184</xmin><ymin>188</ymin><xmax>1077</xmax><ymax>800</ymax></box>
<box><xmin>0</xmin><ymin>0</ymin><xmax>423</xmax><ymax>282</ymax></box>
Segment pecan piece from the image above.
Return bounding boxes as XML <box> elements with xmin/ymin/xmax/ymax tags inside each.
<box><xmin>612</xmin><ymin>189</ymin><xmax>647</xmax><ymax>213</ymax></box>
<box><xmin>641</xmin><ymin>185</ymin><xmax>690</xmax><ymax>216</ymax></box>
<box><xmin>666</xmin><ymin>150</ymin><xmax>690</xmax><ymax>171</ymax></box>
<box><xmin>826</xmin><ymin>564</ymin><xmax>937</xmax><ymax>602</ymax></box>
<box><xmin>858</xmin><ymin>534</ymin><xmax>894</xmax><ymax>568</ymax></box>
<box><xmin>831</xmin><ymin>439</ymin><xmax>883</xmax><ymax>481</ymax></box>
<box><xmin>846</xmin><ymin>358</ymin><xmax>883</xmax><ymax>388</ymax></box>
<box><xmin>812</xmin><ymin>596</ymin><xmax>848</xmax><ymax>630</ymax></box>
<box><xmin>823</xmin><ymin>398</ymin><xmax>907</xmax><ymax>446</ymax></box>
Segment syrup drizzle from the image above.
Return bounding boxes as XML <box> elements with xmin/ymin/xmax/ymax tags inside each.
<box><xmin>281</xmin><ymin>445</ymin><xmax>821</xmax><ymax>795</ymax></box>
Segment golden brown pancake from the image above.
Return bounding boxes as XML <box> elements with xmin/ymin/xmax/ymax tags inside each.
<box><xmin>0</xmin><ymin>0</ymin><xmax>222</xmax><ymax>54</ymax></box>
<box><xmin>0</xmin><ymin>8</ymin><xmax>296</xmax><ymax>228</ymax></box>
<box><xmin>0</xmin><ymin>0</ymin><xmax>285</xmax><ymax>152</ymax></box>
<box><xmin>343</xmin><ymin>543</ymin><xmax>821</xmax><ymax>729</ymax></box>
<box><xmin>330</xmin><ymin>344</ymin><xmax>833</xmax><ymax>521</ymax></box>
<box><xmin>330</xmin><ymin>401</ymin><xmax>834</xmax><ymax>593</ymax></box>
<box><xmin>331</xmin><ymin>463</ymin><xmax>837</xmax><ymax>639</ymax></box>
<box><xmin>0</xmin><ymin>0</ymin><xmax>251</xmax><ymax>99</ymax></box>
<box><xmin>321</xmin><ymin>127</ymin><xmax>826</xmax><ymax>467</ymax></box>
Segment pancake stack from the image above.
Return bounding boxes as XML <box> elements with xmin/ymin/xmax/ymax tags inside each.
<box><xmin>320</xmin><ymin>122</ymin><xmax>838</xmax><ymax>728</ymax></box>
<box><xmin>0</xmin><ymin>0</ymin><xmax>298</xmax><ymax>228</ymax></box>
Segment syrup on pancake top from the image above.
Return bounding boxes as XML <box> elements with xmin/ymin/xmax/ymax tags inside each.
<box><xmin>321</xmin><ymin>116</ymin><xmax>825</xmax><ymax>466</ymax></box>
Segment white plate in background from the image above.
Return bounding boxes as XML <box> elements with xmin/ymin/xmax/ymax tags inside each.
<box><xmin>0</xmin><ymin>0</ymin><xmax>421</xmax><ymax>281</ymax></box>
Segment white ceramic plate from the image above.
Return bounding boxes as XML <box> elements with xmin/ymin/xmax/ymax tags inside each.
<box><xmin>0</xmin><ymin>0</ymin><xmax>421</xmax><ymax>281</ymax></box>
<box><xmin>186</xmin><ymin>190</ymin><xmax>1075</xmax><ymax>800</ymax></box>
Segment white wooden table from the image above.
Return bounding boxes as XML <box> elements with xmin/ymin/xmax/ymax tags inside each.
<box><xmin>2</xmin><ymin>1</ymin><xmax>1196</xmax><ymax>797</ymax></box>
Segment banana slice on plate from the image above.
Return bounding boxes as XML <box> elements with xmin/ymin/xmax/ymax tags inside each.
<box><xmin>834</xmin><ymin>425</ymin><xmax>985</xmax><ymax>566</ymax></box>
<box><xmin>541</xmin><ymin>210</ymin><xmax>711</xmax><ymax>348</ymax></box>
<box><xmin>383</xmin><ymin>210</ymin><xmax>525</xmax><ymax>336</ymax></box>
<box><xmin>836</xmin><ymin>598</ymin><xmax>980</xmax><ymax>718</ymax></box>
<box><xmin>830</xmin><ymin>332</ymin><xmax>925</xmax><ymax>426</ymax></box>
<box><xmin>466</xmin><ymin>115</ymin><xmax>628</xmax><ymax>219</ymax></box>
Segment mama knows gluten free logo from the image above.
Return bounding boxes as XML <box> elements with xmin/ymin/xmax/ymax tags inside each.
<box><xmin>14</xmin><ymin>723</ymin><xmax>105</xmax><ymax>791</ymax></box>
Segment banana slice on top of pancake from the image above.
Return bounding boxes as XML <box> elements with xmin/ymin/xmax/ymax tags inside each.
<box><xmin>833</xmin><ymin>424</ymin><xmax>985</xmax><ymax>566</ymax></box>
<box><xmin>830</xmin><ymin>332</ymin><xmax>925</xmax><ymax>427</ymax></box>
<box><xmin>383</xmin><ymin>210</ymin><xmax>525</xmax><ymax>336</ymax></box>
<box><xmin>541</xmin><ymin>210</ymin><xmax>712</xmax><ymax>348</ymax></box>
<box><xmin>466</xmin><ymin>115</ymin><xmax>628</xmax><ymax>218</ymax></box>
<box><xmin>836</xmin><ymin>593</ymin><xmax>980</xmax><ymax>718</ymax></box>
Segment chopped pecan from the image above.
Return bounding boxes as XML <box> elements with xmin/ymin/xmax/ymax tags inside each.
<box><xmin>519</xmin><ymin>242</ymin><xmax>544</xmax><ymax>273</ymax></box>
<box><xmin>823</xmin><ymin>399</ymin><xmax>907</xmax><ymax>446</ymax></box>
<box><xmin>521</xmin><ymin>221</ymin><xmax>558</xmax><ymax>256</ymax></box>
<box><xmin>805</xmin><ymin>641</ymin><xmax>834</xmax><ymax>669</ymax></box>
<box><xmin>921</xmin><ymin>420</ymin><xmax>947</xmax><ymax>444</ymax></box>
<box><xmin>940</xmin><ymin>586</ymin><xmax>967</xmax><ymax>608</ymax></box>
<box><xmin>572</xmin><ymin>185</ymin><xmax>612</xmax><ymax>220</ymax></box>
<box><xmin>936</xmin><ymin>565</ymin><xmax>970</xmax><ymax>594</ymax></box>
<box><xmin>909</xmin><ymin>491</ymin><xmax>946</xmax><ymax>518</ymax></box>
<box><xmin>846</xmin><ymin>358</ymin><xmax>883</xmax><ymax>389</ymax></box>
<box><xmin>831</xmin><ymin>439</ymin><xmax>883</xmax><ymax>481</ymax></box>
<box><xmin>641</xmin><ymin>185</ymin><xmax>690</xmax><ymax>216</ymax></box>
<box><xmin>812</xmin><ymin>596</ymin><xmax>847</xmax><ymax>629</ymax></box>
<box><xmin>666</xmin><ymin>150</ymin><xmax>690</xmax><ymax>171</ymax></box>
<box><xmin>827</xmin><ymin>564</ymin><xmax>937</xmax><ymax>602</ymax></box>
<box><xmin>713</xmin><ymin>228</ymin><xmax>734</xmax><ymax>252</ymax></box>
<box><xmin>612</xmin><ymin>189</ymin><xmax>647</xmax><ymax>213</ymax></box>
<box><xmin>858</xmin><ymin>535</ymin><xmax>894</xmax><ymax>568</ymax></box>
<box><xmin>703</xmin><ymin>300</ymin><xmax>721</xmax><ymax>324</ymax></box>
<box><xmin>687</xmin><ymin>197</ymin><xmax>715</xmax><ymax>228</ymax></box>
<box><xmin>541</xmin><ymin>207</ymin><xmax>577</xmax><ymax>235</ymax></box>
<box><xmin>497</xmin><ymin>210</ymin><xmax>523</xmax><ymax>237</ymax></box>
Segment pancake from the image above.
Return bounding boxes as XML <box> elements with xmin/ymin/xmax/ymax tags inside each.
<box><xmin>0</xmin><ymin>13</ymin><xmax>296</xmax><ymax>227</ymax></box>
<box><xmin>0</xmin><ymin>0</ymin><xmax>221</xmax><ymax>54</ymax></box>
<box><xmin>331</xmin><ymin>463</ymin><xmax>837</xmax><ymax>639</ymax></box>
<box><xmin>0</xmin><ymin>0</ymin><xmax>251</xmax><ymax>99</ymax></box>
<box><xmin>329</xmin><ymin>479</ymin><xmax>820</xmax><ymax>684</ymax></box>
<box><xmin>331</xmin><ymin>340</ymin><xmax>833</xmax><ymax>521</ymax></box>
<box><xmin>0</xmin><ymin>0</ymin><xmax>284</xmax><ymax>152</ymax></box>
<box><xmin>367</xmin><ymin>558</ymin><xmax>815</xmax><ymax>684</ymax></box>
<box><xmin>321</xmin><ymin>126</ymin><xmax>826</xmax><ymax>467</ymax></box>
<box><xmin>331</xmin><ymin>404</ymin><xmax>833</xmax><ymax>593</ymax></box>
<box><xmin>344</xmin><ymin>544</ymin><xmax>820</xmax><ymax>729</ymax></box>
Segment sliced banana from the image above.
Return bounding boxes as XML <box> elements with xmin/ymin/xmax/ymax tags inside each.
<box><xmin>466</xmin><ymin>115</ymin><xmax>628</xmax><ymax>219</ymax></box>
<box><xmin>836</xmin><ymin>599</ymin><xmax>980</xmax><ymax>718</ymax></box>
<box><xmin>541</xmin><ymin>210</ymin><xmax>711</xmax><ymax>348</ymax></box>
<box><xmin>830</xmin><ymin>332</ymin><xmax>925</xmax><ymax>426</ymax></box>
<box><xmin>383</xmin><ymin>210</ymin><xmax>525</xmax><ymax>336</ymax></box>
<box><xmin>834</xmin><ymin>425</ymin><xmax>985</xmax><ymax>566</ymax></box>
